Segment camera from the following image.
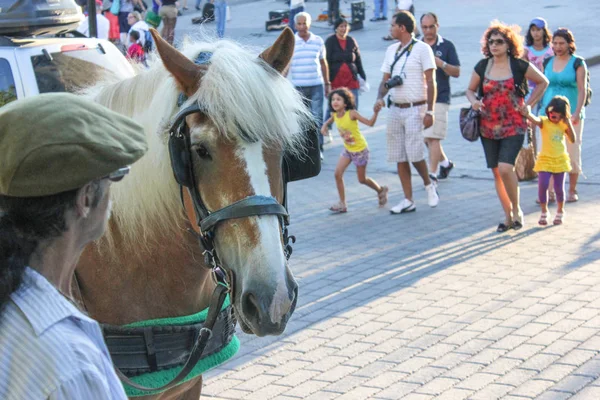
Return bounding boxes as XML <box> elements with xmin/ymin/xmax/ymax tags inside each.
<box><xmin>385</xmin><ymin>75</ymin><xmax>403</xmax><ymax>89</ymax></box>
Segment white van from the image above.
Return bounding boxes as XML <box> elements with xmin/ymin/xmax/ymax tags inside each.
<box><xmin>0</xmin><ymin>35</ymin><xmax>135</xmax><ymax>107</ymax></box>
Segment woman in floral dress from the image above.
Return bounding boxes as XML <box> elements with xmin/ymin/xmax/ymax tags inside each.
<box><xmin>466</xmin><ymin>21</ymin><xmax>548</xmax><ymax>232</ymax></box>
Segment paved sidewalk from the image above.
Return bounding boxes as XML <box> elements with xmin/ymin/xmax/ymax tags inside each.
<box><xmin>171</xmin><ymin>1</ymin><xmax>600</xmax><ymax>398</ymax></box>
<box><xmin>200</xmin><ymin>68</ymin><xmax>600</xmax><ymax>399</ymax></box>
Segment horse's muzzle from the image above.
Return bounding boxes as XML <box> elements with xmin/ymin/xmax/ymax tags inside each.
<box><xmin>237</xmin><ymin>278</ymin><xmax>298</xmax><ymax>337</ymax></box>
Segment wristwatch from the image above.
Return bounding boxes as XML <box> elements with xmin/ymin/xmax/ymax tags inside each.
<box><xmin>442</xmin><ymin>62</ymin><xmax>447</xmax><ymax>69</ymax></box>
<box><xmin>426</xmin><ymin>110</ymin><xmax>434</xmax><ymax>116</ymax></box>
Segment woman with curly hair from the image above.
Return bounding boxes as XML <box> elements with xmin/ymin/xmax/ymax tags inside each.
<box><xmin>466</xmin><ymin>21</ymin><xmax>548</xmax><ymax>232</ymax></box>
<box><xmin>539</xmin><ymin>28</ymin><xmax>588</xmax><ymax>203</ymax></box>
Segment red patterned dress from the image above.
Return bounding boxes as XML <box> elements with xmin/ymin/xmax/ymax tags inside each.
<box><xmin>480</xmin><ymin>76</ymin><xmax>528</xmax><ymax>140</ymax></box>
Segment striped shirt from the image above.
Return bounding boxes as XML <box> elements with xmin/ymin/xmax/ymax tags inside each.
<box><xmin>0</xmin><ymin>267</ymin><xmax>127</xmax><ymax>400</ymax></box>
<box><xmin>289</xmin><ymin>32</ymin><xmax>326</xmax><ymax>87</ymax></box>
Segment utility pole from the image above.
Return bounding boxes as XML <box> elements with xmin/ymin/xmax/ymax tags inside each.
<box><xmin>88</xmin><ymin>0</ymin><xmax>98</xmax><ymax>37</ymax></box>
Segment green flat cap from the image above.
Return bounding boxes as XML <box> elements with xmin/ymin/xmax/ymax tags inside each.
<box><xmin>0</xmin><ymin>93</ymin><xmax>148</xmax><ymax>197</ymax></box>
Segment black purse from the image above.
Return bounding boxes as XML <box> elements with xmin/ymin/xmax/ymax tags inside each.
<box><xmin>459</xmin><ymin>107</ymin><xmax>481</xmax><ymax>142</ymax></box>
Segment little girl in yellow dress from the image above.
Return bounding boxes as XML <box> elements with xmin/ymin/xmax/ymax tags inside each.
<box><xmin>523</xmin><ymin>95</ymin><xmax>575</xmax><ymax>225</ymax></box>
<box><xmin>320</xmin><ymin>88</ymin><xmax>387</xmax><ymax>213</ymax></box>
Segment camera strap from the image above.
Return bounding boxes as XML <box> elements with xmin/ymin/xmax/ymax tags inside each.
<box><xmin>390</xmin><ymin>39</ymin><xmax>416</xmax><ymax>76</ymax></box>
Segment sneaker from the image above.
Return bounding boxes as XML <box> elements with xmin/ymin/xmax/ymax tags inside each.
<box><xmin>426</xmin><ymin>184</ymin><xmax>439</xmax><ymax>207</ymax></box>
<box><xmin>428</xmin><ymin>173</ymin><xmax>438</xmax><ymax>187</ymax></box>
<box><xmin>437</xmin><ymin>161</ymin><xmax>454</xmax><ymax>180</ymax></box>
<box><xmin>369</xmin><ymin>17</ymin><xmax>380</xmax><ymax>22</ymax></box>
<box><xmin>390</xmin><ymin>199</ymin><xmax>416</xmax><ymax>214</ymax></box>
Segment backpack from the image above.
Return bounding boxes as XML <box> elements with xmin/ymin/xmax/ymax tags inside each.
<box><xmin>142</xmin><ymin>30</ymin><xmax>153</xmax><ymax>54</ymax></box>
<box><xmin>543</xmin><ymin>55</ymin><xmax>592</xmax><ymax>106</ymax></box>
<box><xmin>475</xmin><ymin>57</ymin><xmax>529</xmax><ymax>99</ymax></box>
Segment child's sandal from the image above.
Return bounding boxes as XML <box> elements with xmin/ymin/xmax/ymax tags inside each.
<box><xmin>553</xmin><ymin>212</ymin><xmax>565</xmax><ymax>225</ymax></box>
<box><xmin>378</xmin><ymin>186</ymin><xmax>389</xmax><ymax>207</ymax></box>
<box><xmin>538</xmin><ymin>212</ymin><xmax>550</xmax><ymax>226</ymax></box>
<box><xmin>329</xmin><ymin>202</ymin><xmax>347</xmax><ymax>213</ymax></box>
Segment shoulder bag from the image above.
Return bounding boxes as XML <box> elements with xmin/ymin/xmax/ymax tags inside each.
<box><xmin>459</xmin><ymin>107</ymin><xmax>480</xmax><ymax>142</ymax></box>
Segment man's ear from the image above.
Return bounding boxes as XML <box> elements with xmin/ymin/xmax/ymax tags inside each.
<box><xmin>75</xmin><ymin>183</ymin><xmax>94</xmax><ymax>218</ymax></box>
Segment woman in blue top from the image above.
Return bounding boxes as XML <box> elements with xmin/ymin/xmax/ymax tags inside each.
<box><xmin>539</xmin><ymin>28</ymin><xmax>588</xmax><ymax>202</ymax></box>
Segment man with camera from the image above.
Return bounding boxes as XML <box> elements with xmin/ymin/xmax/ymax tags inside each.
<box><xmin>374</xmin><ymin>10</ymin><xmax>438</xmax><ymax>214</ymax></box>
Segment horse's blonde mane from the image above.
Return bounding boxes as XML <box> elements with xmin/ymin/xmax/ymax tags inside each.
<box><xmin>85</xmin><ymin>37</ymin><xmax>311</xmax><ymax>252</ymax></box>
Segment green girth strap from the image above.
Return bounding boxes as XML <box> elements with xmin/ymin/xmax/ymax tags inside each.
<box><xmin>113</xmin><ymin>284</ymin><xmax>229</xmax><ymax>393</ymax></box>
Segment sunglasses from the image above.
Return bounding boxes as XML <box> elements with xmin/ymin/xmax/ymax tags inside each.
<box><xmin>102</xmin><ymin>166</ymin><xmax>130</xmax><ymax>182</ymax></box>
<box><xmin>488</xmin><ymin>38</ymin><xmax>506</xmax><ymax>46</ymax></box>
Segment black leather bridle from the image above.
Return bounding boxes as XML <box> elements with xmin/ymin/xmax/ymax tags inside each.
<box><xmin>167</xmin><ymin>102</ymin><xmax>296</xmax><ymax>271</ymax></box>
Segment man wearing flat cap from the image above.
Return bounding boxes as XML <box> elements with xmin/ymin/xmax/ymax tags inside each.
<box><xmin>0</xmin><ymin>93</ymin><xmax>147</xmax><ymax>399</ymax></box>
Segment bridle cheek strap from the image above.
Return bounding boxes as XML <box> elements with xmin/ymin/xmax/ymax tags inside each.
<box><xmin>183</xmin><ymin>189</ymin><xmax>201</xmax><ymax>234</ymax></box>
<box><xmin>199</xmin><ymin>196</ymin><xmax>289</xmax><ymax>233</ymax></box>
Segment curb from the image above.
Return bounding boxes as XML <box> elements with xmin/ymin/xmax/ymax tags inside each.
<box><xmin>451</xmin><ymin>53</ymin><xmax>600</xmax><ymax>98</ymax></box>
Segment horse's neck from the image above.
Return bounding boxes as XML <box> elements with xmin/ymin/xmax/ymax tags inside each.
<box><xmin>76</xmin><ymin>226</ymin><xmax>215</xmax><ymax>325</ymax></box>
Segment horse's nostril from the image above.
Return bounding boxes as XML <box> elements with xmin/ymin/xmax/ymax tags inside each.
<box><xmin>242</xmin><ymin>292</ymin><xmax>261</xmax><ymax>324</ymax></box>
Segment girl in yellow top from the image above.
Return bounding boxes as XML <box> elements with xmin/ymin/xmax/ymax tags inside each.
<box><xmin>523</xmin><ymin>95</ymin><xmax>575</xmax><ymax>225</ymax></box>
<box><xmin>321</xmin><ymin>88</ymin><xmax>387</xmax><ymax>213</ymax></box>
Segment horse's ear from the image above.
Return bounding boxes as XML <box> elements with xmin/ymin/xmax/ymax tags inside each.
<box><xmin>259</xmin><ymin>27</ymin><xmax>295</xmax><ymax>73</ymax></box>
<box><xmin>150</xmin><ymin>28</ymin><xmax>206</xmax><ymax>96</ymax></box>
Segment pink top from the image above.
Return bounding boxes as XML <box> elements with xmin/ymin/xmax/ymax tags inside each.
<box><xmin>526</xmin><ymin>45</ymin><xmax>554</xmax><ymax>89</ymax></box>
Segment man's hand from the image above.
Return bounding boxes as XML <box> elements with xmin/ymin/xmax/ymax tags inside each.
<box><xmin>434</xmin><ymin>57</ymin><xmax>444</xmax><ymax>69</ymax></box>
<box><xmin>423</xmin><ymin>114</ymin><xmax>434</xmax><ymax>129</ymax></box>
<box><xmin>374</xmin><ymin>98</ymin><xmax>385</xmax><ymax>112</ymax></box>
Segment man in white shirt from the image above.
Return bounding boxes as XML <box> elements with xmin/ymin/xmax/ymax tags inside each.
<box><xmin>374</xmin><ymin>10</ymin><xmax>438</xmax><ymax>214</ymax></box>
<box><xmin>289</xmin><ymin>12</ymin><xmax>330</xmax><ymax>160</ymax></box>
<box><xmin>77</xmin><ymin>0</ymin><xmax>110</xmax><ymax>40</ymax></box>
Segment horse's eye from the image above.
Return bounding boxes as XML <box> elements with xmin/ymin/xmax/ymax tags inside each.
<box><xmin>195</xmin><ymin>145</ymin><xmax>211</xmax><ymax>160</ymax></box>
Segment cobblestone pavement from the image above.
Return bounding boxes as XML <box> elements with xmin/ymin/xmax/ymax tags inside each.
<box><xmin>172</xmin><ymin>1</ymin><xmax>600</xmax><ymax>399</ymax></box>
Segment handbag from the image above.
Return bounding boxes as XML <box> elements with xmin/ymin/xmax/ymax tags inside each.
<box><xmin>459</xmin><ymin>107</ymin><xmax>481</xmax><ymax>142</ymax></box>
<box><xmin>515</xmin><ymin>124</ymin><xmax>538</xmax><ymax>181</ymax></box>
<box><xmin>145</xmin><ymin>10</ymin><xmax>161</xmax><ymax>28</ymax></box>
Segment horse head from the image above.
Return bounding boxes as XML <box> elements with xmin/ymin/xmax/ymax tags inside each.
<box><xmin>150</xmin><ymin>28</ymin><xmax>308</xmax><ymax>336</ymax></box>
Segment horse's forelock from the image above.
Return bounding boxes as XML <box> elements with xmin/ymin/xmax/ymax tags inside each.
<box><xmin>182</xmin><ymin>40</ymin><xmax>312</xmax><ymax>157</ymax></box>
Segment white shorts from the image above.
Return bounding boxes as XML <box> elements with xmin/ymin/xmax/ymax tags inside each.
<box><xmin>423</xmin><ymin>103</ymin><xmax>449</xmax><ymax>140</ymax></box>
<box><xmin>386</xmin><ymin>104</ymin><xmax>426</xmax><ymax>163</ymax></box>
<box><xmin>567</xmin><ymin>119</ymin><xmax>584</xmax><ymax>174</ymax></box>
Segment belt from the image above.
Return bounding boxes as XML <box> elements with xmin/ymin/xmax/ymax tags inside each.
<box><xmin>392</xmin><ymin>100</ymin><xmax>427</xmax><ymax>109</ymax></box>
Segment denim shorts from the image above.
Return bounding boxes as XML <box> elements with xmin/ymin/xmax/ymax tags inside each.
<box><xmin>481</xmin><ymin>135</ymin><xmax>524</xmax><ymax>168</ymax></box>
<box><xmin>342</xmin><ymin>148</ymin><xmax>370</xmax><ymax>167</ymax></box>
